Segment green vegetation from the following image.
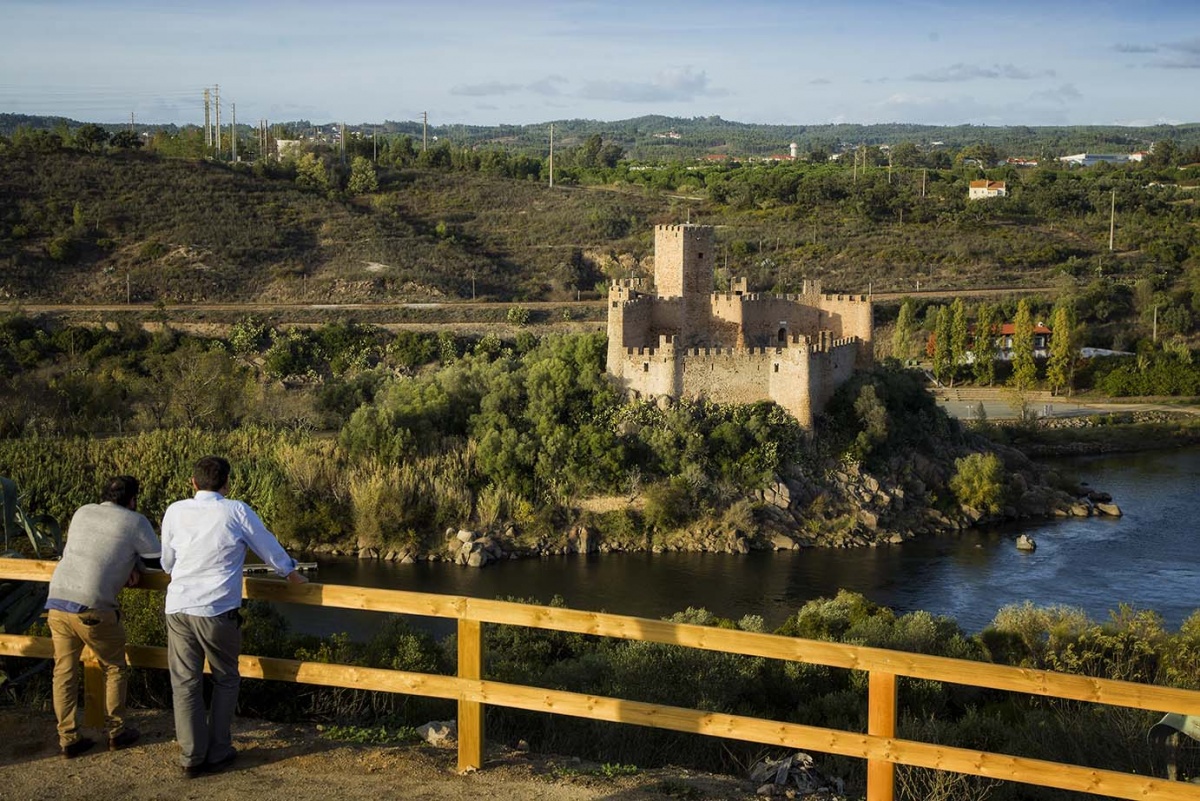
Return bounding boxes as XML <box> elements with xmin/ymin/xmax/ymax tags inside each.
<box><xmin>14</xmin><ymin>586</ymin><xmax>1195</xmax><ymax>800</ymax></box>
<box><xmin>4</xmin><ymin>119</ymin><xmax>1200</xmax><ymax>311</ymax></box>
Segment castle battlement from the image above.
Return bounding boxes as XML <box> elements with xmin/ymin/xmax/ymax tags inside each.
<box><xmin>608</xmin><ymin>224</ymin><xmax>873</xmax><ymax>428</ymax></box>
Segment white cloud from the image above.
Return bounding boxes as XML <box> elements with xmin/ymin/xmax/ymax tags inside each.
<box><xmin>579</xmin><ymin>67</ymin><xmax>721</xmax><ymax>104</ymax></box>
<box><xmin>907</xmin><ymin>63</ymin><xmax>1056</xmax><ymax>82</ymax></box>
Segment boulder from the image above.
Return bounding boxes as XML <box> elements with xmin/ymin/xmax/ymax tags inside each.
<box><xmin>1016</xmin><ymin>534</ymin><xmax>1037</xmax><ymax>552</ymax></box>
<box><xmin>417</xmin><ymin>720</ymin><xmax>457</xmax><ymax>747</ymax></box>
<box><xmin>1094</xmin><ymin>502</ymin><xmax>1123</xmax><ymax>517</ymax></box>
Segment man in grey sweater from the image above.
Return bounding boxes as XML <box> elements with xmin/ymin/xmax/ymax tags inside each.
<box><xmin>45</xmin><ymin>475</ymin><xmax>161</xmax><ymax>758</ymax></box>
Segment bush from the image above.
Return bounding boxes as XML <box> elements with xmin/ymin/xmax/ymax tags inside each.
<box><xmin>949</xmin><ymin>452</ymin><xmax>1005</xmax><ymax>513</ymax></box>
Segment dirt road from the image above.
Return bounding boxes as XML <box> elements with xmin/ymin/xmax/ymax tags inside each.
<box><xmin>0</xmin><ymin>707</ymin><xmax>763</xmax><ymax>801</ymax></box>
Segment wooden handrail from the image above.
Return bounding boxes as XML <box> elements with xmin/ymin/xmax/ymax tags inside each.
<box><xmin>3</xmin><ymin>557</ymin><xmax>1199</xmax><ymax>800</ymax></box>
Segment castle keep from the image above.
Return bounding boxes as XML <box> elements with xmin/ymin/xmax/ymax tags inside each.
<box><xmin>606</xmin><ymin>224</ymin><xmax>873</xmax><ymax>428</ymax></box>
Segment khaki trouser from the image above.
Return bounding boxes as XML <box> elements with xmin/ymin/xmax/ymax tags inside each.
<box><xmin>47</xmin><ymin>609</ymin><xmax>130</xmax><ymax>747</ymax></box>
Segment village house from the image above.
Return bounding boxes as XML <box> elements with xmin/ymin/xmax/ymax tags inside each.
<box><xmin>606</xmin><ymin>225</ymin><xmax>873</xmax><ymax>428</ymax></box>
<box><xmin>968</xmin><ymin>179</ymin><xmax>1007</xmax><ymax>200</ymax></box>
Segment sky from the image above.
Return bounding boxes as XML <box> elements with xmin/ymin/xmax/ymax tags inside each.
<box><xmin>1</xmin><ymin>0</ymin><xmax>1198</xmax><ymax>129</ymax></box>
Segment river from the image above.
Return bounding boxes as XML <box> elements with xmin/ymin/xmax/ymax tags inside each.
<box><xmin>277</xmin><ymin>447</ymin><xmax>1200</xmax><ymax>640</ymax></box>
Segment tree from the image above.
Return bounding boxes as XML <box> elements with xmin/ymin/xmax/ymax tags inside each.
<box><xmin>1009</xmin><ymin>298</ymin><xmax>1037</xmax><ymax>391</ymax></box>
<box><xmin>890</xmin><ymin>141</ymin><xmax>920</xmax><ymax>168</ymax></box>
<box><xmin>1045</xmin><ymin>303</ymin><xmax>1076</xmax><ymax>396</ymax></box>
<box><xmin>949</xmin><ymin>297</ymin><xmax>968</xmax><ymax>385</ymax></box>
<box><xmin>73</xmin><ymin>123</ymin><xmax>109</xmax><ymax>153</ymax></box>
<box><xmin>932</xmin><ymin>305</ymin><xmax>952</xmax><ymax>385</ymax></box>
<box><xmin>892</xmin><ymin>298</ymin><xmax>916</xmax><ymax>361</ymax></box>
<box><xmin>950</xmin><ymin>452</ymin><xmax>1005</xmax><ymax>514</ymax></box>
<box><xmin>294</xmin><ymin>152</ymin><xmax>331</xmax><ymax>192</ymax></box>
<box><xmin>109</xmin><ymin>130</ymin><xmax>143</xmax><ymax>150</ymax></box>
<box><xmin>348</xmin><ymin>156</ymin><xmax>379</xmax><ymax>194</ymax></box>
<box><xmin>973</xmin><ymin>303</ymin><xmax>997</xmax><ymax>386</ymax></box>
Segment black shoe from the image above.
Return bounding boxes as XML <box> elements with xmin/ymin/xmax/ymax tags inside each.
<box><xmin>181</xmin><ymin>763</ymin><xmax>206</xmax><ymax>779</ymax></box>
<box><xmin>109</xmin><ymin>727</ymin><xmax>141</xmax><ymax>751</ymax></box>
<box><xmin>61</xmin><ymin>738</ymin><xmax>96</xmax><ymax>759</ymax></box>
<box><xmin>204</xmin><ymin>748</ymin><xmax>238</xmax><ymax>773</ymax></box>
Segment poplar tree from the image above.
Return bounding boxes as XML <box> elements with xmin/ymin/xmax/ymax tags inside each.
<box><xmin>1009</xmin><ymin>299</ymin><xmax>1037</xmax><ymax>391</ymax></box>
<box><xmin>973</xmin><ymin>302</ymin><xmax>997</xmax><ymax>386</ymax></box>
<box><xmin>933</xmin><ymin>305</ymin><xmax>952</xmax><ymax>385</ymax></box>
<box><xmin>1046</xmin><ymin>303</ymin><xmax>1076</xmax><ymax>396</ymax></box>
<box><xmin>892</xmin><ymin>298</ymin><xmax>916</xmax><ymax>362</ymax></box>
<box><xmin>949</xmin><ymin>297</ymin><xmax>968</xmax><ymax>385</ymax></box>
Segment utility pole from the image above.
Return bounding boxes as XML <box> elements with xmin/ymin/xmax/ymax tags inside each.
<box><xmin>422</xmin><ymin>111</ymin><xmax>427</xmax><ymax>152</ymax></box>
<box><xmin>129</xmin><ymin>112</ymin><xmax>135</xmax><ymax>134</ymax></box>
<box><xmin>1153</xmin><ymin>305</ymin><xmax>1158</xmax><ymax>342</ymax></box>
<box><xmin>373</xmin><ymin>126</ymin><xmax>377</xmax><ymax>162</ymax></box>
<box><xmin>203</xmin><ymin>88</ymin><xmax>211</xmax><ymax>149</ymax></box>
<box><xmin>214</xmin><ymin>84</ymin><xmax>221</xmax><ymax>158</ymax></box>
<box><xmin>887</xmin><ymin>149</ymin><xmax>893</xmax><ymax>184</ymax></box>
<box><xmin>548</xmin><ymin>123</ymin><xmax>554</xmax><ymax>188</ymax></box>
<box><xmin>921</xmin><ymin>168</ymin><xmax>927</xmax><ymax>198</ymax></box>
<box><xmin>340</xmin><ymin>122</ymin><xmax>346</xmax><ymax>166</ymax></box>
<box><xmin>231</xmin><ymin>102</ymin><xmax>237</xmax><ymax>161</ymax></box>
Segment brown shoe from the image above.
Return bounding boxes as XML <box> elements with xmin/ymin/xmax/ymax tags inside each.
<box><xmin>61</xmin><ymin>738</ymin><xmax>96</xmax><ymax>759</ymax></box>
<box><xmin>109</xmin><ymin>728</ymin><xmax>141</xmax><ymax>751</ymax></box>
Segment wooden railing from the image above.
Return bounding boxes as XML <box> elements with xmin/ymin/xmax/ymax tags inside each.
<box><xmin>3</xmin><ymin>557</ymin><xmax>1200</xmax><ymax>800</ymax></box>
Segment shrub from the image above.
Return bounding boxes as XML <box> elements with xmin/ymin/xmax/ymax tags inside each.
<box><xmin>949</xmin><ymin>452</ymin><xmax>1005</xmax><ymax>513</ymax></box>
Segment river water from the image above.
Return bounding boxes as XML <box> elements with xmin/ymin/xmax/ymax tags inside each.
<box><xmin>278</xmin><ymin>447</ymin><xmax>1200</xmax><ymax>640</ymax></box>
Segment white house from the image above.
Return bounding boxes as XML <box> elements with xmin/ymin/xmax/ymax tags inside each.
<box><xmin>968</xmin><ymin>180</ymin><xmax>1007</xmax><ymax>200</ymax></box>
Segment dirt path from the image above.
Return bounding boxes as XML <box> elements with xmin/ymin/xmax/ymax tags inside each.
<box><xmin>0</xmin><ymin>707</ymin><xmax>764</xmax><ymax>801</ymax></box>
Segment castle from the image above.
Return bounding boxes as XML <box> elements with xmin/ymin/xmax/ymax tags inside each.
<box><xmin>606</xmin><ymin>224</ymin><xmax>873</xmax><ymax>428</ymax></box>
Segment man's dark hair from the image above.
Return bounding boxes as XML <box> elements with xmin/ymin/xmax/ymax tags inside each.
<box><xmin>102</xmin><ymin>476</ymin><xmax>139</xmax><ymax>507</ymax></box>
<box><xmin>193</xmin><ymin>455</ymin><xmax>231</xmax><ymax>492</ymax></box>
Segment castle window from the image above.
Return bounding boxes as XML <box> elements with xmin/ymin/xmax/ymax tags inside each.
<box><xmin>642</xmin><ymin>362</ymin><xmax>649</xmax><ymax>372</ymax></box>
<box><xmin>777</xmin><ymin>327</ymin><xmax>787</xmax><ymax>343</ymax></box>
<box><xmin>773</xmin><ymin>364</ymin><xmax>779</xmax><ymax>373</ymax></box>
<box><xmin>697</xmin><ymin>252</ymin><xmax>704</xmax><ymax>260</ymax></box>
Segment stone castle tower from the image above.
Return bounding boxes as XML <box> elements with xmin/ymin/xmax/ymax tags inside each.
<box><xmin>606</xmin><ymin>224</ymin><xmax>873</xmax><ymax>428</ymax></box>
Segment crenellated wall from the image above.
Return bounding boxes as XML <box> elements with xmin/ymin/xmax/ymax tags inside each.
<box><xmin>607</xmin><ymin>225</ymin><xmax>873</xmax><ymax>427</ymax></box>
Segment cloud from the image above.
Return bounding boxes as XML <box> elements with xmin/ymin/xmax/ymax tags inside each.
<box><xmin>1113</xmin><ymin>43</ymin><xmax>1158</xmax><ymax>54</ymax></box>
<box><xmin>579</xmin><ymin>66</ymin><xmax>721</xmax><ymax>103</ymax></box>
<box><xmin>528</xmin><ymin>75</ymin><xmax>568</xmax><ymax>96</ymax></box>
<box><xmin>809</xmin><ymin>78</ymin><xmax>831</xmax><ymax>86</ymax></box>
<box><xmin>450</xmin><ymin>81</ymin><xmax>523</xmax><ymax>97</ymax></box>
<box><xmin>1029</xmin><ymin>83</ymin><xmax>1082</xmax><ymax>105</ymax></box>
<box><xmin>1153</xmin><ymin>38</ymin><xmax>1200</xmax><ymax>68</ymax></box>
<box><xmin>907</xmin><ymin>63</ymin><xmax>1055</xmax><ymax>82</ymax></box>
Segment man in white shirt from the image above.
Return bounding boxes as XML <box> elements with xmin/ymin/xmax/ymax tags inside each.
<box><xmin>161</xmin><ymin>455</ymin><xmax>307</xmax><ymax>777</ymax></box>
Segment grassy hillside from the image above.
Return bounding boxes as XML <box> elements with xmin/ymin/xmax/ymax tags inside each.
<box><xmin>1</xmin><ymin>143</ymin><xmax>1196</xmax><ymax>305</ymax></box>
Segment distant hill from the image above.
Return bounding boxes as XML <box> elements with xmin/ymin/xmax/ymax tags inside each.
<box><xmin>6</xmin><ymin>112</ymin><xmax>1200</xmax><ymax>161</ymax></box>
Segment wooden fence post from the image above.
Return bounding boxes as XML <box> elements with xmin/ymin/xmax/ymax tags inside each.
<box><xmin>82</xmin><ymin>647</ymin><xmax>105</xmax><ymax>729</ymax></box>
<box><xmin>867</xmin><ymin>670</ymin><xmax>897</xmax><ymax>801</ymax></box>
<box><xmin>457</xmin><ymin>618</ymin><xmax>483</xmax><ymax>772</ymax></box>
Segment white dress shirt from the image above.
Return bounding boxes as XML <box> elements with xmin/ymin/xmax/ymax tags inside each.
<box><xmin>161</xmin><ymin>490</ymin><xmax>297</xmax><ymax>616</ymax></box>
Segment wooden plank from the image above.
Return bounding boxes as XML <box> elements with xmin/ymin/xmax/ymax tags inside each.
<box><xmin>868</xmin><ymin>671</ymin><xmax>897</xmax><ymax>801</ymax></box>
<box><xmin>8</xmin><ymin>558</ymin><xmax>1200</xmax><ymax>719</ymax></box>
<box><xmin>6</xmin><ymin>632</ymin><xmax>1200</xmax><ymax>800</ymax></box>
<box><xmin>457</xmin><ymin>619</ymin><xmax>484</xmax><ymax>773</ymax></box>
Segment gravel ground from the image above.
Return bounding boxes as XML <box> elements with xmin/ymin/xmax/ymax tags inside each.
<box><xmin>0</xmin><ymin>706</ymin><xmax>768</xmax><ymax>801</ymax></box>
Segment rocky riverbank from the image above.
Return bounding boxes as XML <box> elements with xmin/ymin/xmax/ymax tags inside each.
<box><xmin>309</xmin><ymin>437</ymin><xmax>1121</xmax><ymax>567</ymax></box>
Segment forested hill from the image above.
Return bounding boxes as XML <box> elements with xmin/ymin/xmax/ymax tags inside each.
<box><xmin>1</xmin><ymin>129</ymin><xmax>1197</xmax><ymax>306</ymax></box>
<box><xmin>6</xmin><ymin>112</ymin><xmax>1200</xmax><ymax>161</ymax></box>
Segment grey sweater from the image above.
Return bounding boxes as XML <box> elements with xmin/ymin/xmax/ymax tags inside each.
<box><xmin>47</xmin><ymin>502</ymin><xmax>162</xmax><ymax>611</ymax></box>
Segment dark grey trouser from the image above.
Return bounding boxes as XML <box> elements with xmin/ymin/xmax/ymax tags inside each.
<box><xmin>166</xmin><ymin>611</ymin><xmax>241</xmax><ymax>768</ymax></box>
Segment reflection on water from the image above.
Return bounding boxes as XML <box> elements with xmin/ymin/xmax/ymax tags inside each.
<box><xmin>276</xmin><ymin>448</ymin><xmax>1200</xmax><ymax>639</ymax></box>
